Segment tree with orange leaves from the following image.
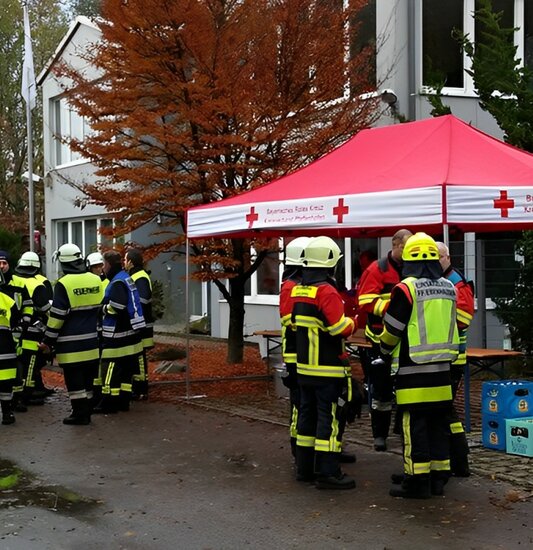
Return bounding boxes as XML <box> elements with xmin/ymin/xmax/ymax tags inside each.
<box><xmin>55</xmin><ymin>0</ymin><xmax>380</xmax><ymax>363</ymax></box>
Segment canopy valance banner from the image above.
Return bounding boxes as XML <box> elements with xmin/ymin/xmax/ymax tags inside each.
<box><xmin>187</xmin><ymin>115</ymin><xmax>533</xmax><ymax>239</ymax></box>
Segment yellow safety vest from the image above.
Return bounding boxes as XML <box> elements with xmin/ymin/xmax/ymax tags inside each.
<box><xmin>393</xmin><ymin>277</ymin><xmax>459</xmax><ymax>406</ymax></box>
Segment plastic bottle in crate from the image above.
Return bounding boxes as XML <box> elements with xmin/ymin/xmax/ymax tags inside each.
<box><xmin>481</xmin><ymin>380</ymin><xmax>533</xmax><ymax>418</ymax></box>
<box><xmin>481</xmin><ymin>414</ymin><xmax>506</xmax><ymax>451</ymax></box>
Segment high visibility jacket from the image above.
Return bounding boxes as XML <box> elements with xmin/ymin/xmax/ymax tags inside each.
<box><xmin>7</xmin><ymin>275</ymin><xmax>31</xmax><ymax>325</ymax></box>
<box><xmin>130</xmin><ymin>268</ymin><xmax>154</xmax><ymax>349</ymax></box>
<box><xmin>0</xmin><ymin>291</ymin><xmax>20</xmax><ymax>381</ymax></box>
<box><xmin>43</xmin><ymin>272</ymin><xmax>104</xmax><ymax>365</ymax></box>
<box><xmin>280</xmin><ymin>277</ymin><xmax>298</xmax><ymax>364</ymax></box>
<box><xmin>381</xmin><ymin>276</ymin><xmax>459</xmax><ymax>407</ymax></box>
<box><xmin>444</xmin><ymin>267</ymin><xmax>475</xmax><ymax>366</ymax></box>
<box><xmin>101</xmin><ymin>270</ymin><xmax>144</xmax><ymax>360</ymax></box>
<box><xmin>291</xmin><ymin>279</ymin><xmax>355</xmax><ymax>378</ymax></box>
<box><xmin>357</xmin><ymin>253</ymin><xmax>402</xmax><ymax>344</ymax></box>
<box><xmin>35</xmin><ymin>274</ymin><xmax>53</xmax><ymax>302</ymax></box>
<box><xmin>11</xmin><ymin>274</ymin><xmax>51</xmax><ymax>352</ymax></box>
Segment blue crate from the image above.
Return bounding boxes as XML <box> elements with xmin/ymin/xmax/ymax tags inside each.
<box><xmin>481</xmin><ymin>413</ymin><xmax>506</xmax><ymax>451</ymax></box>
<box><xmin>505</xmin><ymin>417</ymin><xmax>533</xmax><ymax>457</ymax></box>
<box><xmin>481</xmin><ymin>380</ymin><xmax>533</xmax><ymax>418</ymax></box>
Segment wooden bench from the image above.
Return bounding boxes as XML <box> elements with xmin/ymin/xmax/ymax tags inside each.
<box><xmin>463</xmin><ymin>347</ymin><xmax>524</xmax><ymax>432</ymax></box>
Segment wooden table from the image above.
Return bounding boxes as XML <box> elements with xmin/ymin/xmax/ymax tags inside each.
<box><xmin>253</xmin><ymin>330</ymin><xmax>282</xmax><ymax>362</ymax></box>
<box><xmin>463</xmin><ymin>348</ymin><xmax>524</xmax><ymax>432</ymax></box>
<box><xmin>253</xmin><ymin>328</ymin><xmax>371</xmax><ymax>361</ymax></box>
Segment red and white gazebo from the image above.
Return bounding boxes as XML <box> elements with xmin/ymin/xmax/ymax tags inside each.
<box><xmin>187</xmin><ymin>115</ymin><xmax>533</xmax><ymax>240</ymax></box>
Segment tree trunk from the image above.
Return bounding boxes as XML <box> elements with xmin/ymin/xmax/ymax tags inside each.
<box><xmin>226</xmin><ymin>277</ymin><xmax>246</xmax><ymax>364</ymax></box>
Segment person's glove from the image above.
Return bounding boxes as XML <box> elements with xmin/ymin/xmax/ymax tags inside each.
<box><xmin>371</xmin><ymin>354</ymin><xmax>391</xmax><ymax>368</ymax></box>
<box><xmin>346</xmin><ymin>379</ymin><xmax>364</xmax><ymax>422</ymax></box>
<box><xmin>339</xmin><ymin>378</ymin><xmax>363</xmax><ymax>424</ymax></box>
<box><xmin>279</xmin><ymin>365</ymin><xmax>297</xmax><ymax>390</ymax></box>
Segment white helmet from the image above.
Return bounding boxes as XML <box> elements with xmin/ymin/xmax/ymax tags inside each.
<box><xmin>285</xmin><ymin>237</ymin><xmax>310</xmax><ymax>266</ymax></box>
<box><xmin>54</xmin><ymin>243</ymin><xmax>82</xmax><ymax>263</ymax></box>
<box><xmin>18</xmin><ymin>251</ymin><xmax>41</xmax><ymax>269</ymax></box>
<box><xmin>303</xmin><ymin>236</ymin><xmax>342</xmax><ymax>268</ymax></box>
<box><xmin>86</xmin><ymin>252</ymin><xmax>104</xmax><ymax>266</ymax></box>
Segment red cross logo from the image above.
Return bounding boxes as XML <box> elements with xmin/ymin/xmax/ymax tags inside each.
<box><xmin>493</xmin><ymin>190</ymin><xmax>515</xmax><ymax>218</ymax></box>
<box><xmin>333</xmin><ymin>198</ymin><xmax>349</xmax><ymax>223</ymax></box>
<box><xmin>246</xmin><ymin>206</ymin><xmax>259</xmax><ymax>228</ymax></box>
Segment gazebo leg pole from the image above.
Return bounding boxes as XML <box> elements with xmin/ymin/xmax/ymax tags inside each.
<box><xmin>185</xmin><ymin>238</ymin><xmax>190</xmax><ymax>399</ymax></box>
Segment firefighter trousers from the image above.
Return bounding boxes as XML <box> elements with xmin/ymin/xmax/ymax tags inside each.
<box><xmin>401</xmin><ymin>407</ymin><xmax>451</xmax><ymax>476</ymax></box>
<box><xmin>62</xmin><ymin>359</ymin><xmax>99</xmax><ymax>403</ymax></box>
<box><xmin>296</xmin><ymin>375</ymin><xmax>346</xmax><ymax>477</ymax></box>
<box><xmin>361</xmin><ymin>343</ymin><xmax>393</xmax><ymax>439</ymax></box>
<box><xmin>449</xmin><ymin>364</ymin><xmax>469</xmax><ymax>473</ymax></box>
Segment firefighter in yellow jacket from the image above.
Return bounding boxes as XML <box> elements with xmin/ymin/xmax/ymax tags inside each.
<box><xmin>380</xmin><ymin>233</ymin><xmax>459</xmax><ymax>499</ymax></box>
<box><xmin>125</xmin><ymin>248</ymin><xmax>153</xmax><ymax>400</ymax></box>
<box><xmin>0</xmin><ymin>270</ymin><xmax>22</xmax><ymax>424</ymax></box>
<box><xmin>40</xmin><ymin>244</ymin><xmax>104</xmax><ymax>425</ymax></box>
<box><xmin>12</xmin><ymin>251</ymin><xmax>52</xmax><ymax>406</ymax></box>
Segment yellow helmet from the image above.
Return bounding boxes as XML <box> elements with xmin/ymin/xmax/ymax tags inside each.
<box><xmin>285</xmin><ymin>237</ymin><xmax>310</xmax><ymax>266</ymax></box>
<box><xmin>303</xmin><ymin>236</ymin><xmax>342</xmax><ymax>268</ymax></box>
<box><xmin>402</xmin><ymin>232</ymin><xmax>439</xmax><ymax>262</ymax></box>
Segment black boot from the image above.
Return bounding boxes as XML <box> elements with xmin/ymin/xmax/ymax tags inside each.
<box><xmin>450</xmin><ymin>430</ymin><xmax>470</xmax><ymax>477</ymax></box>
<box><xmin>92</xmin><ymin>397</ymin><xmax>118</xmax><ymax>414</ymax></box>
<box><xmin>118</xmin><ymin>391</ymin><xmax>131</xmax><ymax>412</ymax></box>
<box><xmin>132</xmin><ymin>380</ymin><xmax>148</xmax><ymax>400</ymax></box>
<box><xmin>315</xmin><ymin>452</ymin><xmax>356</xmax><ymax>490</ymax></box>
<box><xmin>391</xmin><ymin>472</ymin><xmax>404</xmax><ymax>484</ymax></box>
<box><xmin>63</xmin><ymin>398</ymin><xmax>91</xmax><ymax>425</ymax></box>
<box><xmin>1</xmin><ymin>400</ymin><xmax>15</xmax><ymax>425</ymax></box>
<box><xmin>295</xmin><ymin>446</ymin><xmax>315</xmax><ymax>482</ymax></box>
<box><xmin>389</xmin><ymin>474</ymin><xmax>431</xmax><ymax>499</ymax></box>
<box><xmin>315</xmin><ymin>472</ymin><xmax>356</xmax><ymax>490</ymax></box>
<box><xmin>339</xmin><ymin>450</ymin><xmax>356</xmax><ymax>463</ymax></box>
<box><xmin>430</xmin><ymin>471</ymin><xmax>450</xmax><ymax>496</ymax></box>
<box><xmin>371</xmin><ymin>409</ymin><xmax>391</xmax><ymax>443</ymax></box>
<box><xmin>12</xmin><ymin>393</ymin><xmax>27</xmax><ymax>413</ymax></box>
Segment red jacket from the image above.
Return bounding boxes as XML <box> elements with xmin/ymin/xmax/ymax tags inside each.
<box><xmin>356</xmin><ymin>252</ymin><xmax>402</xmax><ymax>343</ymax></box>
<box><xmin>291</xmin><ymin>280</ymin><xmax>355</xmax><ymax>377</ymax></box>
<box><xmin>280</xmin><ymin>278</ymin><xmax>298</xmax><ymax>364</ymax></box>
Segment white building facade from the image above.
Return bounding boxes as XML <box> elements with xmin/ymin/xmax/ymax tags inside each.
<box><xmin>38</xmin><ymin>4</ymin><xmax>531</xmax><ymax>348</ymax></box>
<box><xmin>38</xmin><ymin>17</ymin><xmax>205</xmax><ymax>327</ymax></box>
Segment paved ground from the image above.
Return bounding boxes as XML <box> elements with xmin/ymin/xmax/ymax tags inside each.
<box><xmin>0</xmin><ymin>381</ymin><xmax>531</xmax><ymax>549</ymax></box>
<box><xmin>193</xmin><ymin>387</ymin><xmax>533</xmax><ymax>493</ymax></box>
<box><xmin>155</xmin><ymin>332</ymin><xmax>533</xmax><ymax>492</ymax></box>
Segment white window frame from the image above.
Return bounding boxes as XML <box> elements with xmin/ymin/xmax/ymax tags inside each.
<box><xmin>420</xmin><ymin>0</ymin><xmax>528</xmax><ymax>98</ymax></box>
<box><xmin>244</xmin><ymin>242</ymin><xmax>283</xmax><ymax>306</ymax></box>
<box><xmin>51</xmin><ymin>96</ymin><xmax>90</xmax><ymax>168</ymax></box>
<box><xmin>55</xmin><ymin>217</ymin><xmax>121</xmax><ymax>258</ymax></box>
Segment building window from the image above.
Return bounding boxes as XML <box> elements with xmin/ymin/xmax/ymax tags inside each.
<box><xmin>51</xmin><ymin>97</ymin><xmax>88</xmax><ymax>167</ymax></box>
<box><xmin>304</xmin><ymin>0</ymin><xmax>376</xmax><ymax>102</ymax></box>
<box><xmin>422</xmin><ymin>1</ymin><xmax>530</xmax><ymax>94</ymax></box>
<box><xmin>483</xmin><ymin>237</ymin><xmax>520</xmax><ymax>300</ymax></box>
<box><xmin>475</xmin><ymin>0</ymin><xmax>514</xmax><ymax>49</ymax></box>
<box><xmin>256</xmin><ymin>252</ymin><xmax>281</xmax><ymax>295</ymax></box>
<box><xmin>350</xmin><ymin>0</ymin><xmax>376</xmax><ymax>90</ymax></box>
<box><xmin>423</xmin><ymin>0</ymin><xmax>465</xmax><ymax>89</ymax></box>
<box><xmin>56</xmin><ymin>217</ymin><xmax>118</xmax><ymax>257</ymax></box>
<box><xmin>244</xmin><ymin>244</ymin><xmax>282</xmax><ymax>303</ymax></box>
<box><xmin>523</xmin><ymin>1</ymin><xmax>533</xmax><ymax>72</ymax></box>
